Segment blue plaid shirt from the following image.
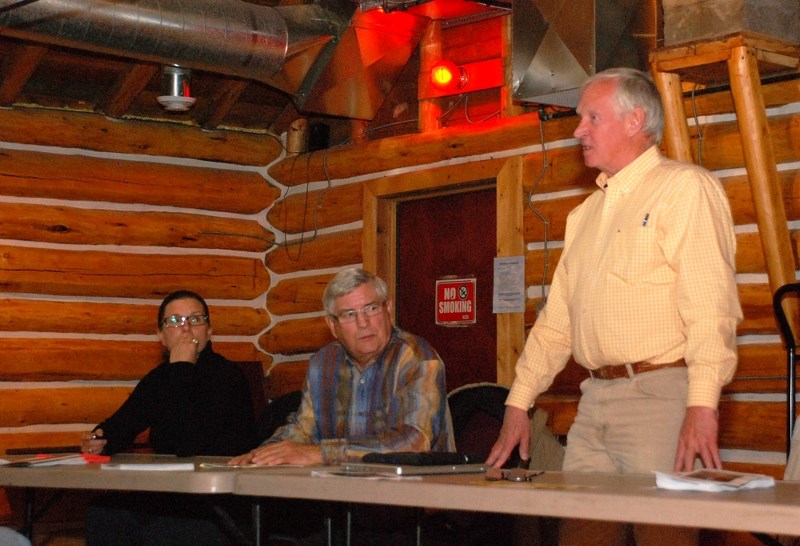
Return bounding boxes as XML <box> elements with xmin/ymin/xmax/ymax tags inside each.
<box><xmin>266</xmin><ymin>327</ymin><xmax>455</xmax><ymax>460</ymax></box>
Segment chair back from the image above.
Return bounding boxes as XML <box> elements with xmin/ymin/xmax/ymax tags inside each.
<box><xmin>448</xmin><ymin>382</ymin><xmax>520</xmax><ymax>468</ymax></box>
<box><xmin>231</xmin><ymin>361</ymin><xmax>268</xmax><ymax>421</ymax></box>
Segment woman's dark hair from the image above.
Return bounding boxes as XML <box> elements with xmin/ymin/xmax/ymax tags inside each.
<box><xmin>157</xmin><ymin>290</ymin><xmax>210</xmax><ymax>329</ymax></box>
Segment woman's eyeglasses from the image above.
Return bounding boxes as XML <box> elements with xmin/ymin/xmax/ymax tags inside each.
<box><xmin>161</xmin><ymin>314</ymin><xmax>209</xmax><ymax>329</ymax></box>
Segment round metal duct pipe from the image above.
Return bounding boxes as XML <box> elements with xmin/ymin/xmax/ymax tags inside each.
<box><xmin>0</xmin><ymin>0</ymin><xmax>338</xmax><ymax>82</ymax></box>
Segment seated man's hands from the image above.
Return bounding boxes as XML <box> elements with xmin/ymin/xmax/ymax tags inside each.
<box><xmin>228</xmin><ymin>440</ymin><xmax>323</xmax><ymax>466</ymax></box>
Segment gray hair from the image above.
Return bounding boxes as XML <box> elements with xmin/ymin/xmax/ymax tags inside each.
<box><xmin>322</xmin><ymin>267</ymin><xmax>388</xmax><ymax>315</ymax></box>
<box><xmin>581</xmin><ymin>67</ymin><xmax>664</xmax><ymax>144</ymax></box>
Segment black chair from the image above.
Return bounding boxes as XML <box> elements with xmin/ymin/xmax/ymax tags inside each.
<box><xmin>421</xmin><ymin>383</ymin><xmax>519</xmax><ymax>546</ymax></box>
<box><xmin>767</xmin><ymin>284</ymin><xmax>800</xmax><ymax>546</ymax></box>
<box><xmin>773</xmin><ymin>283</ymin><xmax>800</xmax><ymax>456</ymax></box>
<box><xmin>257</xmin><ymin>390</ymin><xmax>303</xmax><ymax>441</ymax></box>
<box><xmin>447</xmin><ymin>382</ymin><xmax>521</xmax><ymax>468</ymax></box>
<box><xmin>231</xmin><ymin>361</ymin><xmax>269</xmax><ymax>424</ymax></box>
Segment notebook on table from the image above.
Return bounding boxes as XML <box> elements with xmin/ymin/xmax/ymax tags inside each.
<box><xmin>340</xmin><ymin>451</ymin><xmax>487</xmax><ymax>476</ymax></box>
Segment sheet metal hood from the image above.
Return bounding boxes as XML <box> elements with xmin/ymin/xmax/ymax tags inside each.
<box><xmin>512</xmin><ymin>0</ymin><xmax>647</xmax><ymax>108</ymax></box>
<box><xmin>0</xmin><ymin>0</ymin><xmax>430</xmax><ymax>120</ymax></box>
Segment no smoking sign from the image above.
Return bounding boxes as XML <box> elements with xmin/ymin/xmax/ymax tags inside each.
<box><xmin>435</xmin><ymin>278</ymin><xmax>476</xmax><ymax>326</ymax></box>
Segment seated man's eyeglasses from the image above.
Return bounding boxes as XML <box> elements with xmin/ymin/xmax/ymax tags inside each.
<box><xmin>162</xmin><ymin>314</ymin><xmax>209</xmax><ymax>328</ymax></box>
<box><xmin>332</xmin><ymin>301</ymin><xmax>385</xmax><ymax>324</ymax></box>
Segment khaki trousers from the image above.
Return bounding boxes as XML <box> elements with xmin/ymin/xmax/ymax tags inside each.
<box><xmin>559</xmin><ymin>367</ymin><xmax>698</xmax><ymax>546</ymax></box>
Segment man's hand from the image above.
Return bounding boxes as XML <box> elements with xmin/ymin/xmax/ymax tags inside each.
<box><xmin>485</xmin><ymin>406</ymin><xmax>530</xmax><ymax>468</ymax></box>
<box><xmin>228</xmin><ymin>440</ymin><xmax>323</xmax><ymax>466</ymax></box>
<box><xmin>674</xmin><ymin>406</ymin><xmax>721</xmax><ymax>471</ymax></box>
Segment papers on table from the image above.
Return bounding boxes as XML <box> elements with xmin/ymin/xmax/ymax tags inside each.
<box><xmin>101</xmin><ymin>462</ymin><xmax>195</xmax><ymax>471</ymax></box>
<box><xmin>0</xmin><ymin>453</ymin><xmax>109</xmax><ymax>467</ymax></box>
<box><xmin>655</xmin><ymin>469</ymin><xmax>775</xmax><ymax>492</ymax></box>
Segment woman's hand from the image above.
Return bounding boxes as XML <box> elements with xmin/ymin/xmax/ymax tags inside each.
<box><xmin>80</xmin><ymin>428</ymin><xmax>108</xmax><ymax>455</ymax></box>
<box><xmin>168</xmin><ymin>332</ymin><xmax>200</xmax><ymax>363</ymax></box>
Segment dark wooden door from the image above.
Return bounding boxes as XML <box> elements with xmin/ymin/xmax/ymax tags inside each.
<box><xmin>395</xmin><ymin>187</ymin><xmax>496</xmax><ymax>392</ymax></box>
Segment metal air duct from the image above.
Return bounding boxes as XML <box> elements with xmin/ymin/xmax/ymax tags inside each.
<box><xmin>512</xmin><ymin>0</ymin><xmax>655</xmax><ymax>108</ymax></box>
<box><xmin>0</xmin><ymin>0</ymin><xmax>430</xmax><ymax>120</ymax></box>
<box><xmin>0</xmin><ymin>0</ymin><xmax>336</xmax><ymax>86</ymax></box>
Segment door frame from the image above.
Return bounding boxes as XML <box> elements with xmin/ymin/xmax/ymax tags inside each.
<box><xmin>363</xmin><ymin>156</ymin><xmax>525</xmax><ymax>385</ymax></box>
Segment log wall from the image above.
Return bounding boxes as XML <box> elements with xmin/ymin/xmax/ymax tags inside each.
<box><xmin>0</xmin><ymin>22</ymin><xmax>798</xmax><ymax>545</ymax></box>
<box><xmin>0</xmin><ymin>110</ymin><xmax>280</xmax><ymax>455</ymax></box>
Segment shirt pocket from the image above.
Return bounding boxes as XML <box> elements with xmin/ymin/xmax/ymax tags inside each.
<box><xmin>608</xmin><ymin>216</ymin><xmax>672</xmax><ymax>286</ymax></box>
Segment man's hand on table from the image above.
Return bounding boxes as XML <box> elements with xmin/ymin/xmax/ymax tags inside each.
<box><xmin>228</xmin><ymin>440</ymin><xmax>323</xmax><ymax>466</ymax></box>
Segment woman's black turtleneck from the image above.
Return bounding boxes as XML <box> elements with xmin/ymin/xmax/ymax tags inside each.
<box><xmin>96</xmin><ymin>343</ymin><xmax>257</xmax><ymax>457</ymax></box>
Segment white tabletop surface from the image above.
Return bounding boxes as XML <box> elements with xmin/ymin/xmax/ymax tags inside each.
<box><xmin>234</xmin><ymin>467</ymin><xmax>800</xmax><ymax>536</ymax></box>
<box><xmin>0</xmin><ymin>454</ymin><xmax>238</xmax><ymax>494</ymax></box>
<box><xmin>3</xmin><ymin>455</ymin><xmax>800</xmax><ymax>536</ymax></box>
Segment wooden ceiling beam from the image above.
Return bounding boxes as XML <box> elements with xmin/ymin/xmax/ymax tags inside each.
<box><xmin>100</xmin><ymin>62</ymin><xmax>159</xmax><ymax>118</ymax></box>
<box><xmin>268</xmin><ymin>101</ymin><xmax>302</xmax><ymax>137</ymax></box>
<box><xmin>198</xmin><ymin>78</ymin><xmax>250</xmax><ymax>129</ymax></box>
<box><xmin>0</xmin><ymin>43</ymin><xmax>49</xmax><ymax>106</ymax></box>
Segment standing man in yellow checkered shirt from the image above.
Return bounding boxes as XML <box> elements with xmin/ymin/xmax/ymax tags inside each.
<box><xmin>487</xmin><ymin>67</ymin><xmax>742</xmax><ymax>545</ymax></box>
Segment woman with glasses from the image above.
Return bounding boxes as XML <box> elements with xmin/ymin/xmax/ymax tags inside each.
<box><xmin>80</xmin><ymin>289</ymin><xmax>256</xmax><ymax>457</ymax></box>
<box><xmin>80</xmin><ymin>290</ymin><xmax>257</xmax><ymax>546</ymax></box>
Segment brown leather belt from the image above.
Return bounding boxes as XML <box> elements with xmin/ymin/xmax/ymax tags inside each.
<box><xmin>589</xmin><ymin>359</ymin><xmax>686</xmax><ymax>380</ymax></box>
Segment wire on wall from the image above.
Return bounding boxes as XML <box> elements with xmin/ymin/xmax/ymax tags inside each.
<box><xmin>528</xmin><ymin>109</ymin><xmax>552</xmax><ymax>310</ymax></box>
<box><xmin>689</xmin><ymin>83</ymin><xmax>704</xmax><ymax>167</ymax></box>
<box><xmin>273</xmin><ymin>135</ymin><xmax>351</xmax><ymax>261</ymax></box>
<box><xmin>435</xmin><ymin>94</ymin><xmax>501</xmax><ymax>124</ymax></box>
<box><xmin>276</xmin><ymin>151</ymin><xmax>318</xmax><ymax>261</ymax></box>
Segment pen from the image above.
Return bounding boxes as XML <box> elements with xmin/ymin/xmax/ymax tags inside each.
<box><xmin>642</xmin><ymin>213</ymin><xmax>649</xmax><ymax>227</ymax></box>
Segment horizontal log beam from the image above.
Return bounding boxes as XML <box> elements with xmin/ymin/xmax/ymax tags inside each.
<box><xmin>267</xmin><ymin>184</ymin><xmax>363</xmax><ymax>234</ymax></box>
<box><xmin>0</xmin><ymin>202</ymin><xmax>274</xmax><ymax>251</ymax></box>
<box><xmin>0</xmin><ymin>339</ymin><xmax>267</xmax><ymax>381</ymax></box>
<box><xmin>269</xmin><ymin>157</ymin><xmax>516</xmax><ymax>234</ymax></box>
<box><xmin>265</xmin><ymin>229</ymin><xmax>362</xmax><ymax>275</ymax></box>
<box><xmin>724</xmin><ymin>461</ymin><xmax>784</xmax><ymax>480</ymax></box>
<box><xmin>725</xmin><ymin>170</ymin><xmax>800</xmax><ymax>225</ymax></box>
<box><xmin>0</xmin><ymin>386</ymin><xmax>131</xmax><ymax>427</ymax></box>
<box><xmin>522</xmin><ymin>146</ymin><xmax>597</xmax><ymax>195</ymax></box>
<box><xmin>267</xmin><ymin>274</ymin><xmax>333</xmax><ymax>316</ymax></box>
<box><xmin>1</xmin><ymin>431</ymin><xmax>85</xmax><ymax>455</ymax></box>
<box><xmin>0</xmin><ymin>107</ymin><xmax>282</xmax><ymax>166</ymax></box>
<box><xmin>268</xmin><ymin>111</ymin><xmax>800</xmax><ymax>188</ymax></box>
<box><xmin>259</xmin><ymin>316</ymin><xmax>332</xmax><ymax>356</ymax></box>
<box><xmin>693</xmin><ymin>113</ymin><xmax>800</xmax><ymax>172</ymax></box>
<box><xmin>265</xmin><ymin>360</ymin><xmax>309</xmax><ymax>400</ymax></box>
<box><xmin>0</xmin><ymin>299</ymin><xmax>269</xmax><ymax>335</ymax></box>
<box><xmin>0</xmin><ymin>245</ymin><xmax>269</xmax><ymax>299</ymax></box>
<box><xmin>0</xmin><ymin>148</ymin><xmax>279</xmax><ymax>214</ymax></box>
<box><xmin>269</xmin><ymin>113</ymin><xmax>577</xmax><ymax>185</ymax></box>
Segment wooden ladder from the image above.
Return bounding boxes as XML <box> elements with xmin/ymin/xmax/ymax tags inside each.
<box><xmin>650</xmin><ymin>31</ymin><xmax>800</xmax><ymax>297</ymax></box>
